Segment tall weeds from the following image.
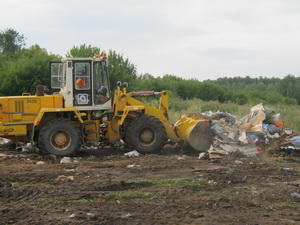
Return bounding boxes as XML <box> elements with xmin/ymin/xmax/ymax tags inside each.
<box><xmin>168</xmin><ymin>96</ymin><xmax>300</xmax><ymax>131</ymax></box>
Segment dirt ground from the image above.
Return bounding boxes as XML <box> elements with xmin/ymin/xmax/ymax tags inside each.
<box><xmin>1</xmin><ymin>147</ymin><xmax>300</xmax><ymax>225</ymax></box>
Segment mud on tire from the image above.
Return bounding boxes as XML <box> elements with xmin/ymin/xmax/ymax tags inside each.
<box><xmin>125</xmin><ymin>115</ymin><xmax>166</xmax><ymax>154</ymax></box>
<box><xmin>38</xmin><ymin>118</ymin><xmax>81</xmax><ymax>156</ymax></box>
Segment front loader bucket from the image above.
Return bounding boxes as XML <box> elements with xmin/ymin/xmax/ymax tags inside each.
<box><xmin>174</xmin><ymin>113</ymin><xmax>213</xmax><ymax>151</ymax></box>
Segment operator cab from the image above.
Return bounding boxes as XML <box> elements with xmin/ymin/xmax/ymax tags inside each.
<box><xmin>50</xmin><ymin>54</ymin><xmax>111</xmax><ymax>111</ymax></box>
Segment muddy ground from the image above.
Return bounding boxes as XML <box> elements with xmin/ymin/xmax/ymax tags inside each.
<box><xmin>0</xmin><ymin>147</ymin><xmax>300</xmax><ymax>225</ymax></box>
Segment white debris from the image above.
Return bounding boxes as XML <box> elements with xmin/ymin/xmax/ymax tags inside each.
<box><xmin>0</xmin><ymin>138</ymin><xmax>13</xmax><ymax>151</ymax></box>
<box><xmin>291</xmin><ymin>192</ymin><xmax>300</xmax><ymax>199</ymax></box>
<box><xmin>55</xmin><ymin>175</ymin><xmax>74</xmax><ymax>182</ymax></box>
<box><xmin>60</xmin><ymin>157</ymin><xmax>71</xmax><ymax>164</ymax></box>
<box><xmin>22</xmin><ymin>142</ymin><xmax>34</xmax><ymax>152</ymax></box>
<box><xmin>36</xmin><ymin>161</ymin><xmax>46</xmax><ymax>166</ymax></box>
<box><xmin>234</xmin><ymin>160</ymin><xmax>244</xmax><ymax>165</ymax></box>
<box><xmin>127</xmin><ymin>164</ymin><xmax>141</xmax><ymax>168</ymax></box>
<box><xmin>124</xmin><ymin>150</ymin><xmax>140</xmax><ymax>157</ymax></box>
<box><xmin>198</xmin><ymin>152</ymin><xmax>206</xmax><ymax>160</ymax></box>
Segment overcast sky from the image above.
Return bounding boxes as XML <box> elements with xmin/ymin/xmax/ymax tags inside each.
<box><xmin>1</xmin><ymin>0</ymin><xmax>300</xmax><ymax>80</ymax></box>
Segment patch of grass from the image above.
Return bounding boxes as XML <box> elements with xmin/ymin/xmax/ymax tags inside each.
<box><xmin>264</xmin><ymin>156</ymin><xmax>286</xmax><ymax>165</ymax></box>
<box><xmin>68</xmin><ymin>199</ymin><xmax>90</xmax><ymax>203</ymax></box>
<box><xmin>275</xmin><ymin>157</ymin><xmax>285</xmax><ymax>163</ymax></box>
<box><xmin>141</xmin><ymin>176</ymin><xmax>203</xmax><ymax>187</ymax></box>
<box><xmin>225</xmin><ymin>168</ymin><xmax>235</xmax><ymax>174</ymax></box>
<box><xmin>43</xmin><ymin>200</ymin><xmax>63</xmax><ymax>204</ymax></box>
<box><xmin>104</xmin><ymin>191</ymin><xmax>153</xmax><ymax>199</ymax></box>
<box><xmin>275</xmin><ymin>202</ymin><xmax>300</xmax><ymax>208</ymax></box>
<box><xmin>194</xmin><ymin>191</ymin><xmax>218</xmax><ymax>197</ymax></box>
<box><xmin>43</xmin><ymin>199</ymin><xmax>90</xmax><ymax>204</ymax></box>
<box><xmin>219</xmin><ymin>187</ymin><xmax>240</xmax><ymax>195</ymax></box>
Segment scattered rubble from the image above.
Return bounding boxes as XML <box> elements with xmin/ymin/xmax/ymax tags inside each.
<box><xmin>0</xmin><ymin>138</ymin><xmax>14</xmax><ymax>151</ymax></box>
<box><xmin>55</xmin><ymin>175</ymin><xmax>75</xmax><ymax>182</ymax></box>
<box><xmin>60</xmin><ymin>157</ymin><xmax>72</xmax><ymax>164</ymax></box>
<box><xmin>124</xmin><ymin>150</ymin><xmax>140</xmax><ymax>158</ymax></box>
<box><xmin>127</xmin><ymin>164</ymin><xmax>141</xmax><ymax>168</ymax></box>
<box><xmin>36</xmin><ymin>161</ymin><xmax>46</xmax><ymax>166</ymax></box>
<box><xmin>205</xmin><ymin>103</ymin><xmax>293</xmax><ymax>160</ymax></box>
<box><xmin>291</xmin><ymin>192</ymin><xmax>300</xmax><ymax>199</ymax></box>
<box><xmin>21</xmin><ymin>142</ymin><xmax>35</xmax><ymax>152</ymax></box>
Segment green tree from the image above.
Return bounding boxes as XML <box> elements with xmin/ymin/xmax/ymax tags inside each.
<box><xmin>0</xmin><ymin>28</ymin><xmax>26</xmax><ymax>54</ymax></box>
<box><xmin>0</xmin><ymin>45</ymin><xmax>60</xmax><ymax>96</ymax></box>
<box><xmin>66</xmin><ymin>44</ymin><xmax>100</xmax><ymax>57</ymax></box>
<box><xmin>279</xmin><ymin>75</ymin><xmax>300</xmax><ymax>104</ymax></box>
<box><xmin>233</xmin><ymin>91</ymin><xmax>248</xmax><ymax>105</ymax></box>
<box><xmin>196</xmin><ymin>82</ymin><xmax>228</xmax><ymax>102</ymax></box>
<box><xmin>108</xmin><ymin>50</ymin><xmax>137</xmax><ymax>91</ymax></box>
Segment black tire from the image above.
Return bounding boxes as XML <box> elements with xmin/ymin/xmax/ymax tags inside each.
<box><xmin>125</xmin><ymin>115</ymin><xmax>166</xmax><ymax>154</ymax></box>
<box><xmin>38</xmin><ymin>118</ymin><xmax>81</xmax><ymax>156</ymax></box>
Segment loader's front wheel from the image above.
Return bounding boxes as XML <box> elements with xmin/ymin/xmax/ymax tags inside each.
<box><xmin>125</xmin><ymin>115</ymin><xmax>166</xmax><ymax>154</ymax></box>
<box><xmin>38</xmin><ymin>118</ymin><xmax>81</xmax><ymax>156</ymax></box>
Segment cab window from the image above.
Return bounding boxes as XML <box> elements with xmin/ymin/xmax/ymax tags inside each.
<box><xmin>51</xmin><ymin>63</ymin><xmax>62</xmax><ymax>89</ymax></box>
<box><xmin>74</xmin><ymin>62</ymin><xmax>90</xmax><ymax>90</ymax></box>
<box><xmin>93</xmin><ymin>61</ymin><xmax>110</xmax><ymax>105</ymax></box>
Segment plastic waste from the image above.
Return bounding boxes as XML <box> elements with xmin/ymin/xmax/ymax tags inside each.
<box><xmin>198</xmin><ymin>152</ymin><xmax>207</xmax><ymax>160</ymax></box>
<box><xmin>273</xmin><ymin>113</ymin><xmax>281</xmax><ymax>121</ymax></box>
<box><xmin>124</xmin><ymin>150</ymin><xmax>140</xmax><ymax>157</ymax></box>
<box><xmin>268</xmin><ymin>125</ymin><xmax>280</xmax><ymax>135</ymax></box>
<box><xmin>60</xmin><ymin>157</ymin><xmax>71</xmax><ymax>164</ymax></box>
<box><xmin>36</xmin><ymin>161</ymin><xmax>45</xmax><ymax>166</ymax></box>
<box><xmin>127</xmin><ymin>164</ymin><xmax>141</xmax><ymax>168</ymax></box>
<box><xmin>291</xmin><ymin>136</ymin><xmax>300</xmax><ymax>147</ymax></box>
<box><xmin>291</xmin><ymin>192</ymin><xmax>300</xmax><ymax>199</ymax></box>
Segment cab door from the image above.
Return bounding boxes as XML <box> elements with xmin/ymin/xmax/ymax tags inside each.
<box><xmin>73</xmin><ymin>61</ymin><xmax>92</xmax><ymax>106</ymax></box>
<box><xmin>92</xmin><ymin>61</ymin><xmax>111</xmax><ymax>105</ymax></box>
<box><xmin>50</xmin><ymin>62</ymin><xmax>62</xmax><ymax>93</ymax></box>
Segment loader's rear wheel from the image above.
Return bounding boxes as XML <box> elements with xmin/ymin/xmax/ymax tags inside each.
<box><xmin>125</xmin><ymin>115</ymin><xmax>166</xmax><ymax>154</ymax></box>
<box><xmin>38</xmin><ymin>118</ymin><xmax>81</xmax><ymax>156</ymax></box>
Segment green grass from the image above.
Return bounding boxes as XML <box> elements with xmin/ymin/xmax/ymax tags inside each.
<box><xmin>194</xmin><ymin>191</ymin><xmax>218</xmax><ymax>197</ymax></box>
<box><xmin>168</xmin><ymin>98</ymin><xmax>300</xmax><ymax>131</ymax></box>
<box><xmin>104</xmin><ymin>191</ymin><xmax>153</xmax><ymax>199</ymax></box>
<box><xmin>141</xmin><ymin>176</ymin><xmax>207</xmax><ymax>188</ymax></box>
<box><xmin>275</xmin><ymin>202</ymin><xmax>300</xmax><ymax>208</ymax></box>
<box><xmin>225</xmin><ymin>168</ymin><xmax>235</xmax><ymax>174</ymax></box>
<box><xmin>43</xmin><ymin>199</ymin><xmax>90</xmax><ymax>204</ymax></box>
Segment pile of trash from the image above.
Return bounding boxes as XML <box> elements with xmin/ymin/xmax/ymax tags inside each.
<box><xmin>202</xmin><ymin>103</ymin><xmax>297</xmax><ymax>159</ymax></box>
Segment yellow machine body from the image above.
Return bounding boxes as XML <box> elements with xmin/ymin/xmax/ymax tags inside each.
<box><xmin>108</xmin><ymin>87</ymin><xmax>180</xmax><ymax>143</ymax></box>
<box><xmin>0</xmin><ymin>55</ymin><xmax>213</xmax><ymax>156</ymax></box>
<box><xmin>0</xmin><ymin>95</ymin><xmax>63</xmax><ymax>138</ymax></box>
<box><xmin>174</xmin><ymin>113</ymin><xmax>213</xmax><ymax>151</ymax></box>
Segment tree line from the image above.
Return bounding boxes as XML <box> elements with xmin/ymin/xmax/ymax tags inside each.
<box><xmin>0</xmin><ymin>28</ymin><xmax>298</xmax><ymax>106</ymax></box>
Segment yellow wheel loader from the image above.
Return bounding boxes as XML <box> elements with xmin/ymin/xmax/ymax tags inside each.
<box><xmin>0</xmin><ymin>53</ymin><xmax>213</xmax><ymax>156</ymax></box>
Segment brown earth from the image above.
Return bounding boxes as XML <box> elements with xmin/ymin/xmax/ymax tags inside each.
<box><xmin>0</xmin><ymin>147</ymin><xmax>300</xmax><ymax>225</ymax></box>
